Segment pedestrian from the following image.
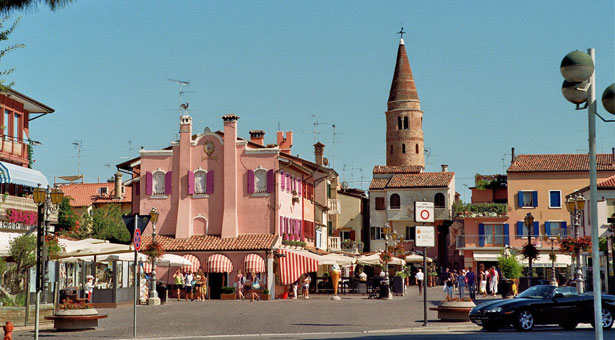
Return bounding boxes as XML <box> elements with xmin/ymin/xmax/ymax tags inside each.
<box><xmin>194</xmin><ymin>269</ymin><xmax>203</xmax><ymax>301</ymax></box>
<box><xmin>235</xmin><ymin>269</ymin><xmax>245</xmax><ymax>300</ymax></box>
<box><xmin>173</xmin><ymin>269</ymin><xmax>184</xmax><ymax>301</ymax></box>
<box><xmin>184</xmin><ymin>270</ymin><xmax>194</xmax><ymax>301</ymax></box>
<box><xmin>415</xmin><ymin>268</ymin><xmax>424</xmax><ymax>295</ymax></box>
<box><xmin>85</xmin><ymin>275</ymin><xmax>96</xmax><ymax>302</ymax></box>
<box><xmin>443</xmin><ymin>276</ymin><xmax>454</xmax><ymax>298</ymax></box>
<box><xmin>452</xmin><ymin>270</ymin><xmax>459</xmax><ymax>291</ymax></box>
<box><xmin>292</xmin><ymin>279</ymin><xmax>299</xmax><ymax>299</ymax></box>
<box><xmin>479</xmin><ymin>269</ymin><xmax>487</xmax><ymax>297</ymax></box>
<box><xmin>199</xmin><ymin>270</ymin><xmax>207</xmax><ymax>301</ymax></box>
<box><xmin>488</xmin><ymin>266</ymin><xmax>499</xmax><ymax>296</ymax></box>
<box><xmin>301</xmin><ymin>273</ymin><xmax>311</xmax><ymax>299</ymax></box>
<box><xmin>457</xmin><ymin>269</ymin><xmax>467</xmax><ymax>299</ymax></box>
<box><xmin>466</xmin><ymin>267</ymin><xmax>476</xmax><ymax>300</ymax></box>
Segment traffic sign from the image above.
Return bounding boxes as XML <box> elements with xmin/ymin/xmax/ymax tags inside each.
<box><xmin>415</xmin><ymin>226</ymin><xmax>435</xmax><ymax>247</ymax></box>
<box><xmin>133</xmin><ymin>228</ymin><xmax>142</xmax><ymax>251</ymax></box>
<box><xmin>415</xmin><ymin>201</ymin><xmax>434</xmax><ymax>223</ymax></box>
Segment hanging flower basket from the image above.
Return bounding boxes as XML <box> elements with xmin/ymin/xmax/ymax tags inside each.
<box><xmin>142</xmin><ymin>241</ymin><xmax>165</xmax><ymax>259</ymax></box>
<box><xmin>560</xmin><ymin>236</ymin><xmax>592</xmax><ymax>256</ymax></box>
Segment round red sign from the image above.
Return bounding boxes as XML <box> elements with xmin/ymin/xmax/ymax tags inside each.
<box><xmin>133</xmin><ymin>228</ymin><xmax>141</xmax><ymax>251</ymax></box>
<box><xmin>420</xmin><ymin>210</ymin><xmax>430</xmax><ymax>220</ymax></box>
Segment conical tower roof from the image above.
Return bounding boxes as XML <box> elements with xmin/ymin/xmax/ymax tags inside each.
<box><xmin>388</xmin><ymin>39</ymin><xmax>419</xmax><ymax>102</ymax></box>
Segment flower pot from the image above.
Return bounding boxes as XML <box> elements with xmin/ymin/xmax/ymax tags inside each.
<box><xmin>55</xmin><ymin>308</ymin><xmax>98</xmax><ymax>316</ymax></box>
<box><xmin>499</xmin><ymin>279</ymin><xmax>515</xmax><ymax>299</ymax></box>
<box><xmin>220</xmin><ymin>293</ymin><xmax>235</xmax><ymax>300</ymax></box>
<box><xmin>431</xmin><ymin>300</ymin><xmax>476</xmax><ymax>322</ymax></box>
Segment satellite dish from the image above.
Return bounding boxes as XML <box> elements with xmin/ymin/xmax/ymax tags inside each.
<box><xmin>341</xmin><ymin>181</ymin><xmax>349</xmax><ymax>190</ymax></box>
<box><xmin>323</xmin><ymin>158</ymin><xmax>329</xmax><ymax>166</ymax></box>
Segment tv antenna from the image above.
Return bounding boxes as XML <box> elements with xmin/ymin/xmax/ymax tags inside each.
<box><xmin>119</xmin><ymin>140</ymin><xmax>135</xmax><ymax>160</ymax></box>
<box><xmin>168</xmin><ymin>79</ymin><xmax>193</xmax><ymax>115</ymax></box>
<box><xmin>71</xmin><ymin>140</ymin><xmax>87</xmax><ymax>176</ymax></box>
<box><xmin>331</xmin><ymin>124</ymin><xmax>346</xmax><ymax>169</ymax></box>
<box><xmin>310</xmin><ymin>114</ymin><xmax>328</xmax><ymax>144</ymax></box>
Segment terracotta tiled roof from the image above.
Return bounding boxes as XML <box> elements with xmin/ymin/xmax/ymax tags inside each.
<box><xmin>373</xmin><ymin>165</ymin><xmax>423</xmax><ymax>174</ymax></box>
<box><xmin>508</xmin><ymin>154</ymin><xmax>615</xmax><ymax>173</ymax></box>
<box><xmin>61</xmin><ymin>183</ymin><xmax>131</xmax><ymax>207</ymax></box>
<box><xmin>141</xmin><ymin>234</ymin><xmax>278</xmax><ymax>251</ymax></box>
<box><xmin>386</xmin><ymin>172</ymin><xmax>455</xmax><ymax>188</ymax></box>
<box><xmin>598</xmin><ymin>176</ymin><xmax>615</xmax><ymax>189</ymax></box>
<box><xmin>369</xmin><ymin>178</ymin><xmax>390</xmax><ymax>190</ymax></box>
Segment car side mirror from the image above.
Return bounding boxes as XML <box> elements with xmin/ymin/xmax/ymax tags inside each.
<box><xmin>552</xmin><ymin>293</ymin><xmax>564</xmax><ymax>299</ymax></box>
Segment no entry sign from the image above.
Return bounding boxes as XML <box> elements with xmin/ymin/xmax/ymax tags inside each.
<box><xmin>133</xmin><ymin>228</ymin><xmax>142</xmax><ymax>251</ymax></box>
<box><xmin>415</xmin><ymin>201</ymin><xmax>434</xmax><ymax>223</ymax></box>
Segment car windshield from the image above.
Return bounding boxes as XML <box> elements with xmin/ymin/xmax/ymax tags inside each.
<box><xmin>516</xmin><ymin>285</ymin><xmax>554</xmax><ymax>299</ymax></box>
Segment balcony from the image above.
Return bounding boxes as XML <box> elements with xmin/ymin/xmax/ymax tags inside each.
<box><xmin>327</xmin><ymin>236</ymin><xmax>340</xmax><ymax>251</ymax></box>
<box><xmin>453</xmin><ymin>202</ymin><xmax>507</xmax><ymax>218</ymax></box>
<box><xmin>456</xmin><ymin>234</ymin><xmax>563</xmax><ymax>249</ymax></box>
<box><xmin>0</xmin><ymin>195</ymin><xmax>58</xmax><ymax>231</ymax></box>
<box><xmin>327</xmin><ymin>199</ymin><xmax>341</xmax><ymax>215</ymax></box>
<box><xmin>1</xmin><ymin>135</ymin><xmax>27</xmax><ymax>160</ymax></box>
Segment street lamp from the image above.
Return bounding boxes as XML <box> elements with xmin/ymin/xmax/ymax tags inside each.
<box><xmin>147</xmin><ymin>207</ymin><xmax>160</xmax><ymax>305</ymax></box>
<box><xmin>546</xmin><ymin>235</ymin><xmax>559</xmax><ymax>287</ymax></box>
<box><xmin>524</xmin><ymin>212</ymin><xmax>534</xmax><ymax>278</ymax></box>
<box><xmin>32</xmin><ymin>185</ymin><xmax>64</xmax><ymax>340</ymax></box>
<box><xmin>565</xmin><ymin>193</ymin><xmax>586</xmax><ymax>294</ymax></box>
<box><xmin>382</xmin><ymin>223</ymin><xmax>403</xmax><ymax>300</ymax></box>
<box><xmin>561</xmin><ymin>48</ymin><xmax>613</xmax><ymax>340</ymax></box>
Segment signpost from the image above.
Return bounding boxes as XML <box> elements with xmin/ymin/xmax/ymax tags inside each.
<box><xmin>414</xmin><ymin>203</ymin><xmax>435</xmax><ymax>327</ymax></box>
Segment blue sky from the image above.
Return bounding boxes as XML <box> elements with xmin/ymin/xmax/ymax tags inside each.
<box><xmin>7</xmin><ymin>1</ymin><xmax>615</xmax><ymax>201</ymax></box>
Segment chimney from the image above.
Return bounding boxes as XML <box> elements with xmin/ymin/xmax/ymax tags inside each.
<box><xmin>441</xmin><ymin>164</ymin><xmax>448</xmax><ymax>172</ymax></box>
<box><xmin>175</xmin><ymin>114</ymin><xmax>194</xmax><ymax>238</ymax></box>
<box><xmin>114</xmin><ymin>171</ymin><xmax>122</xmax><ymax>199</ymax></box>
<box><xmin>277</xmin><ymin>131</ymin><xmax>293</xmax><ymax>154</ymax></box>
<box><xmin>221</xmin><ymin>114</ymin><xmax>240</xmax><ymax>238</ymax></box>
<box><xmin>249</xmin><ymin>130</ymin><xmax>265</xmax><ymax>146</ymax></box>
<box><xmin>511</xmin><ymin>147</ymin><xmax>516</xmax><ymax>164</ymax></box>
<box><xmin>314</xmin><ymin>142</ymin><xmax>325</xmax><ymax>166</ymax></box>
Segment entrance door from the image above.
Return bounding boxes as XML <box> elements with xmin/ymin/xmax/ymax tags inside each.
<box><xmin>209</xmin><ymin>273</ymin><xmax>224</xmax><ymax>299</ymax></box>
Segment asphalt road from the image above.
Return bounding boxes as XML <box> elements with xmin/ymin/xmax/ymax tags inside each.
<box><xmin>12</xmin><ymin>285</ymin><xmax>613</xmax><ymax>340</ymax></box>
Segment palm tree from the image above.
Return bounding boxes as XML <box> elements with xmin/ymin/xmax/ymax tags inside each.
<box><xmin>0</xmin><ymin>0</ymin><xmax>73</xmax><ymax>14</ymax></box>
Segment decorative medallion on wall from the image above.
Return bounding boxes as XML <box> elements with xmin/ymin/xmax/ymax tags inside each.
<box><xmin>201</xmin><ymin>140</ymin><xmax>217</xmax><ymax>160</ymax></box>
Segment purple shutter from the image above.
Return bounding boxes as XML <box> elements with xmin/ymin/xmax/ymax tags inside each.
<box><xmin>280</xmin><ymin>216</ymin><xmax>283</xmax><ymax>234</ymax></box>
<box><xmin>280</xmin><ymin>172</ymin><xmax>285</xmax><ymax>190</ymax></box>
<box><xmin>286</xmin><ymin>174</ymin><xmax>290</xmax><ymax>192</ymax></box>
<box><xmin>187</xmin><ymin>171</ymin><xmax>194</xmax><ymax>195</ymax></box>
<box><xmin>247</xmin><ymin>170</ymin><xmax>255</xmax><ymax>194</ymax></box>
<box><xmin>146</xmin><ymin>171</ymin><xmax>153</xmax><ymax>195</ymax></box>
<box><xmin>165</xmin><ymin>171</ymin><xmax>172</xmax><ymax>195</ymax></box>
<box><xmin>206</xmin><ymin>171</ymin><xmax>214</xmax><ymax>194</ymax></box>
<box><xmin>267</xmin><ymin>169</ymin><xmax>274</xmax><ymax>193</ymax></box>
<box><xmin>297</xmin><ymin>179</ymin><xmax>301</xmax><ymax>196</ymax></box>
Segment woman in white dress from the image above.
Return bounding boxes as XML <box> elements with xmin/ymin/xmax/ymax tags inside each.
<box><xmin>479</xmin><ymin>270</ymin><xmax>488</xmax><ymax>297</ymax></box>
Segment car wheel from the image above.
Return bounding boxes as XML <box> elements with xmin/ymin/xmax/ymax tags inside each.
<box><xmin>558</xmin><ymin>321</ymin><xmax>578</xmax><ymax>330</ymax></box>
<box><xmin>514</xmin><ymin>309</ymin><xmax>534</xmax><ymax>331</ymax></box>
<box><xmin>599</xmin><ymin>307</ymin><xmax>614</xmax><ymax>329</ymax></box>
<box><xmin>482</xmin><ymin>321</ymin><xmax>500</xmax><ymax>332</ymax></box>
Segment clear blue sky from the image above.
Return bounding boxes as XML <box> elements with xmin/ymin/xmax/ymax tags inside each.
<box><xmin>7</xmin><ymin>1</ymin><xmax>615</xmax><ymax>201</ymax></box>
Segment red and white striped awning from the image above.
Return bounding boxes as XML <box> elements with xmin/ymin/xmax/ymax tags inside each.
<box><xmin>278</xmin><ymin>249</ymin><xmax>320</xmax><ymax>285</ymax></box>
<box><xmin>181</xmin><ymin>254</ymin><xmax>201</xmax><ymax>272</ymax></box>
<box><xmin>207</xmin><ymin>254</ymin><xmax>233</xmax><ymax>273</ymax></box>
<box><xmin>242</xmin><ymin>253</ymin><xmax>265</xmax><ymax>274</ymax></box>
<box><xmin>142</xmin><ymin>261</ymin><xmax>152</xmax><ymax>273</ymax></box>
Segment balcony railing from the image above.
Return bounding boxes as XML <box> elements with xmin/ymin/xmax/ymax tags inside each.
<box><xmin>456</xmin><ymin>234</ymin><xmax>564</xmax><ymax>249</ymax></box>
<box><xmin>327</xmin><ymin>199</ymin><xmax>341</xmax><ymax>215</ymax></box>
<box><xmin>328</xmin><ymin>236</ymin><xmax>341</xmax><ymax>251</ymax></box>
<box><xmin>0</xmin><ymin>195</ymin><xmax>58</xmax><ymax>225</ymax></box>
<box><xmin>1</xmin><ymin>135</ymin><xmax>27</xmax><ymax>158</ymax></box>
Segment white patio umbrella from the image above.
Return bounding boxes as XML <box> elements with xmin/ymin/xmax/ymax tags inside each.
<box><xmin>319</xmin><ymin>253</ymin><xmax>355</xmax><ymax>266</ymax></box>
<box><xmin>56</xmin><ymin>238</ymin><xmax>133</xmax><ymax>259</ymax></box>
<box><xmin>356</xmin><ymin>253</ymin><xmax>405</xmax><ymax>266</ymax></box>
<box><xmin>152</xmin><ymin>254</ymin><xmax>193</xmax><ymax>267</ymax></box>
<box><xmin>405</xmin><ymin>254</ymin><xmax>433</xmax><ymax>263</ymax></box>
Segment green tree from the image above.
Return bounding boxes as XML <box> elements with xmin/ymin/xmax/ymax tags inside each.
<box><xmin>91</xmin><ymin>204</ymin><xmax>130</xmax><ymax>244</ymax></box>
<box><xmin>0</xmin><ymin>0</ymin><xmax>73</xmax><ymax>14</ymax></box>
<box><xmin>57</xmin><ymin>196</ymin><xmax>78</xmax><ymax>232</ymax></box>
<box><xmin>0</xmin><ymin>16</ymin><xmax>24</xmax><ymax>92</ymax></box>
<box><xmin>497</xmin><ymin>253</ymin><xmax>522</xmax><ymax>279</ymax></box>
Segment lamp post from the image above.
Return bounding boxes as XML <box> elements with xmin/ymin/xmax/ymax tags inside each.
<box><xmin>548</xmin><ymin>236</ymin><xmax>558</xmax><ymax>287</ymax></box>
<box><xmin>565</xmin><ymin>193</ymin><xmax>586</xmax><ymax>294</ymax></box>
<box><xmin>524</xmin><ymin>213</ymin><xmax>534</xmax><ymax>279</ymax></box>
<box><xmin>382</xmin><ymin>223</ymin><xmax>402</xmax><ymax>300</ymax></box>
<box><xmin>147</xmin><ymin>207</ymin><xmax>160</xmax><ymax>305</ymax></box>
<box><xmin>32</xmin><ymin>185</ymin><xmax>64</xmax><ymax>340</ymax></box>
<box><xmin>561</xmin><ymin>49</ymin><xmax>614</xmax><ymax>340</ymax></box>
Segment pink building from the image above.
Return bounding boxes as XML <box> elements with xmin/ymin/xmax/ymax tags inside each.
<box><xmin>119</xmin><ymin>114</ymin><xmax>319</xmax><ymax>299</ymax></box>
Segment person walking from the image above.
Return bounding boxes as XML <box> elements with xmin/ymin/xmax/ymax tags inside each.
<box><xmin>415</xmin><ymin>268</ymin><xmax>424</xmax><ymax>295</ymax></box>
<box><xmin>173</xmin><ymin>269</ymin><xmax>184</xmax><ymax>301</ymax></box>
<box><xmin>457</xmin><ymin>269</ymin><xmax>467</xmax><ymax>299</ymax></box>
<box><xmin>302</xmin><ymin>273</ymin><xmax>311</xmax><ymax>299</ymax></box>
<box><xmin>184</xmin><ymin>270</ymin><xmax>194</xmax><ymax>301</ymax></box>
<box><xmin>443</xmin><ymin>276</ymin><xmax>454</xmax><ymax>298</ymax></box>
<box><xmin>488</xmin><ymin>266</ymin><xmax>499</xmax><ymax>296</ymax></box>
<box><xmin>235</xmin><ymin>269</ymin><xmax>245</xmax><ymax>300</ymax></box>
<box><xmin>466</xmin><ymin>267</ymin><xmax>476</xmax><ymax>300</ymax></box>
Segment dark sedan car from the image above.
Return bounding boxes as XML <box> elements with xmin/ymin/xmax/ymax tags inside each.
<box><xmin>469</xmin><ymin>285</ymin><xmax>615</xmax><ymax>331</ymax></box>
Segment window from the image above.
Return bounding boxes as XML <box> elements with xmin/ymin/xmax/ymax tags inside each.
<box><xmin>434</xmin><ymin>193</ymin><xmax>445</xmax><ymax>208</ymax></box>
<box><xmin>375</xmin><ymin>197</ymin><xmax>385</xmax><ymax>210</ymax></box>
<box><xmin>403</xmin><ymin>116</ymin><xmax>408</xmax><ymax>129</ymax></box>
<box><xmin>406</xmin><ymin>226</ymin><xmax>415</xmax><ymax>241</ymax></box>
<box><xmin>371</xmin><ymin>226</ymin><xmax>384</xmax><ymax>240</ymax></box>
<box><xmin>254</xmin><ymin>169</ymin><xmax>267</xmax><ymax>193</ymax></box>
<box><xmin>389</xmin><ymin>194</ymin><xmax>400</xmax><ymax>209</ymax></box>
<box><xmin>3</xmin><ymin>109</ymin><xmax>8</xmax><ymax>136</ymax></box>
<box><xmin>13</xmin><ymin>114</ymin><xmax>20</xmax><ymax>140</ymax></box>
<box><xmin>397</xmin><ymin>117</ymin><xmax>402</xmax><ymax>130</ymax></box>
<box><xmin>339</xmin><ymin>231</ymin><xmax>351</xmax><ymax>241</ymax></box>
<box><xmin>402</xmin><ymin>144</ymin><xmax>406</xmax><ymax>153</ymax></box>
<box><xmin>415</xmin><ymin>144</ymin><xmax>419</xmax><ymax>153</ymax></box>
<box><xmin>194</xmin><ymin>171</ymin><xmax>207</xmax><ymax>194</ymax></box>
<box><xmin>546</xmin><ymin>221</ymin><xmax>566</xmax><ymax>237</ymax></box>
<box><xmin>484</xmin><ymin>224</ymin><xmax>503</xmax><ymax>246</ymax></box>
<box><xmin>549</xmin><ymin>190</ymin><xmax>561</xmax><ymax>208</ymax></box>
<box><xmin>518</xmin><ymin>191</ymin><xmax>537</xmax><ymax>208</ymax></box>
<box><xmin>152</xmin><ymin>171</ymin><xmax>165</xmax><ymax>195</ymax></box>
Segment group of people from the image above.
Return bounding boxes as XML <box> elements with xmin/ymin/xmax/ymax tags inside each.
<box><xmin>173</xmin><ymin>269</ymin><xmax>207</xmax><ymax>301</ymax></box>
<box><xmin>234</xmin><ymin>269</ymin><xmax>263</xmax><ymax>301</ymax></box>
<box><xmin>439</xmin><ymin>265</ymin><xmax>500</xmax><ymax>300</ymax></box>
<box><xmin>290</xmin><ymin>273</ymin><xmax>312</xmax><ymax>299</ymax></box>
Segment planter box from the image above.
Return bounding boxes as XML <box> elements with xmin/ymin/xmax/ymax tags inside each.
<box><xmin>260</xmin><ymin>294</ymin><xmax>270</xmax><ymax>300</ymax></box>
<box><xmin>220</xmin><ymin>294</ymin><xmax>235</xmax><ymax>300</ymax></box>
<box><xmin>45</xmin><ymin>309</ymin><xmax>107</xmax><ymax>331</ymax></box>
<box><xmin>430</xmin><ymin>301</ymin><xmax>476</xmax><ymax>322</ymax></box>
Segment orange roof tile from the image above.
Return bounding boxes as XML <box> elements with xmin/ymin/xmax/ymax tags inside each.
<box><xmin>373</xmin><ymin>165</ymin><xmax>423</xmax><ymax>174</ymax></box>
<box><xmin>386</xmin><ymin>172</ymin><xmax>455</xmax><ymax>188</ymax></box>
<box><xmin>61</xmin><ymin>183</ymin><xmax>132</xmax><ymax>207</ymax></box>
<box><xmin>598</xmin><ymin>176</ymin><xmax>615</xmax><ymax>189</ymax></box>
<box><xmin>508</xmin><ymin>154</ymin><xmax>615</xmax><ymax>173</ymax></box>
<box><xmin>369</xmin><ymin>178</ymin><xmax>390</xmax><ymax>190</ymax></box>
<box><xmin>141</xmin><ymin>234</ymin><xmax>278</xmax><ymax>251</ymax></box>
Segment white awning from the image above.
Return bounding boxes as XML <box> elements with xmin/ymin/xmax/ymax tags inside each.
<box><xmin>356</xmin><ymin>253</ymin><xmax>405</xmax><ymax>266</ymax></box>
<box><xmin>517</xmin><ymin>254</ymin><xmax>571</xmax><ymax>268</ymax></box>
<box><xmin>0</xmin><ymin>161</ymin><xmax>48</xmax><ymax>187</ymax></box>
<box><xmin>473</xmin><ymin>253</ymin><xmax>500</xmax><ymax>262</ymax></box>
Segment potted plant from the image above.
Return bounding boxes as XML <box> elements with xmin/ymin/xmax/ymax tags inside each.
<box><xmin>261</xmin><ymin>288</ymin><xmax>270</xmax><ymax>300</ymax></box>
<box><xmin>220</xmin><ymin>286</ymin><xmax>235</xmax><ymax>300</ymax></box>
<box><xmin>497</xmin><ymin>252</ymin><xmax>522</xmax><ymax>299</ymax></box>
<box><xmin>430</xmin><ymin>296</ymin><xmax>476</xmax><ymax>321</ymax></box>
<box><xmin>46</xmin><ymin>298</ymin><xmax>107</xmax><ymax>330</ymax></box>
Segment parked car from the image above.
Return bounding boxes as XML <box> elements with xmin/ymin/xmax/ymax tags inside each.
<box><xmin>469</xmin><ymin>285</ymin><xmax>615</xmax><ymax>331</ymax></box>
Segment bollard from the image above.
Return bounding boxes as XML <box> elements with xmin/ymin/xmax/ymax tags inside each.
<box><xmin>3</xmin><ymin>321</ymin><xmax>14</xmax><ymax>340</ymax></box>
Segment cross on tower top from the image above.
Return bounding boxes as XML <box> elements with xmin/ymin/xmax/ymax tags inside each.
<box><xmin>397</xmin><ymin>26</ymin><xmax>406</xmax><ymax>40</ymax></box>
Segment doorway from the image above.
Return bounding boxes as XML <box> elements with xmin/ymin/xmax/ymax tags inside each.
<box><xmin>208</xmin><ymin>272</ymin><xmax>224</xmax><ymax>299</ymax></box>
